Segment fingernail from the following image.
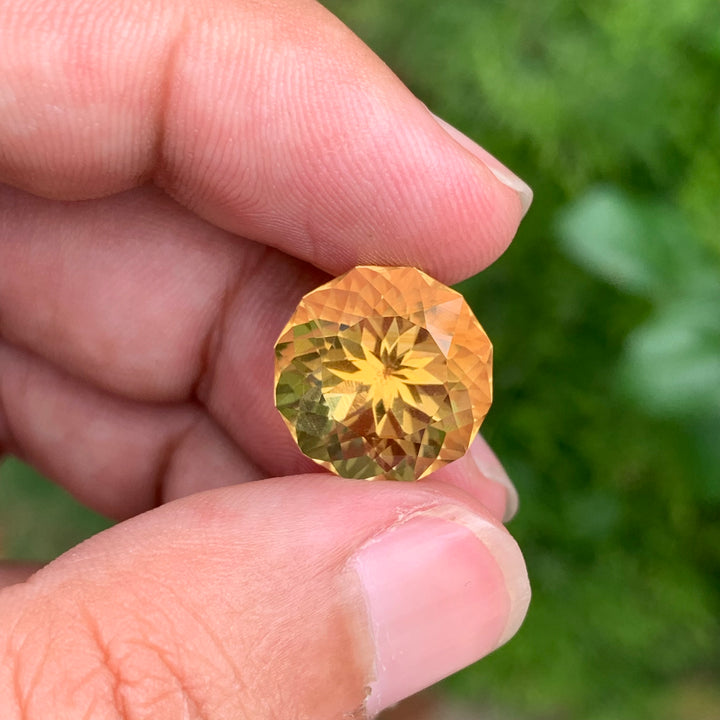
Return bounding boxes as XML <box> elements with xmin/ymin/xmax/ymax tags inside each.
<box><xmin>470</xmin><ymin>435</ymin><xmax>520</xmax><ymax>522</ymax></box>
<box><xmin>431</xmin><ymin>112</ymin><xmax>533</xmax><ymax>217</ymax></box>
<box><xmin>353</xmin><ymin>505</ymin><xmax>530</xmax><ymax>716</ymax></box>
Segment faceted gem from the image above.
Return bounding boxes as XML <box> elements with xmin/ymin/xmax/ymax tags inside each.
<box><xmin>274</xmin><ymin>266</ymin><xmax>493</xmax><ymax>481</ymax></box>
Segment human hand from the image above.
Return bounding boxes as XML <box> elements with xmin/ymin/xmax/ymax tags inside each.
<box><xmin>0</xmin><ymin>1</ymin><xmax>532</xmax><ymax>717</ymax></box>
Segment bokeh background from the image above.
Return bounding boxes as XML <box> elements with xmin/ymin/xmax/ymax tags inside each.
<box><xmin>2</xmin><ymin>0</ymin><xmax>719</xmax><ymax>718</ymax></box>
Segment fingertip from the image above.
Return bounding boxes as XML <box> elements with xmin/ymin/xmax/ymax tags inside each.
<box><xmin>353</xmin><ymin>503</ymin><xmax>530</xmax><ymax>716</ymax></box>
<box><xmin>427</xmin><ymin>435</ymin><xmax>520</xmax><ymax>524</ymax></box>
<box><xmin>468</xmin><ymin>435</ymin><xmax>520</xmax><ymax>523</ymax></box>
<box><xmin>430</xmin><ymin>112</ymin><xmax>533</xmax><ymax>219</ymax></box>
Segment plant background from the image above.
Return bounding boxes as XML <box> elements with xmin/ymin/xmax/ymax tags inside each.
<box><xmin>2</xmin><ymin>1</ymin><xmax>719</xmax><ymax>718</ymax></box>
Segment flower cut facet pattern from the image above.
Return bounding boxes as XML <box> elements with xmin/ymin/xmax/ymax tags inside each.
<box><xmin>274</xmin><ymin>266</ymin><xmax>493</xmax><ymax>481</ymax></box>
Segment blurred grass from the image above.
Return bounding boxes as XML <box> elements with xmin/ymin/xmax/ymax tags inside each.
<box><xmin>2</xmin><ymin>1</ymin><xmax>719</xmax><ymax>718</ymax></box>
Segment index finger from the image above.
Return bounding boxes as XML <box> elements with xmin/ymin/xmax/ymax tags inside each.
<box><xmin>0</xmin><ymin>0</ymin><xmax>530</xmax><ymax>283</ymax></box>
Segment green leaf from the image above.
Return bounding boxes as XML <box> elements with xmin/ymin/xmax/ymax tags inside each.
<box><xmin>620</xmin><ymin>300</ymin><xmax>720</xmax><ymax>417</ymax></box>
<box><xmin>556</xmin><ymin>186</ymin><xmax>709</xmax><ymax>299</ymax></box>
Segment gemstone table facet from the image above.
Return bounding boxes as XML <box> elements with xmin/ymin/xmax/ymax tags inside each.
<box><xmin>274</xmin><ymin>266</ymin><xmax>493</xmax><ymax>481</ymax></box>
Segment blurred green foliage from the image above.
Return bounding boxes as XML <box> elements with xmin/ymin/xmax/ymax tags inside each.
<box><xmin>1</xmin><ymin>1</ymin><xmax>719</xmax><ymax>718</ymax></box>
<box><xmin>321</xmin><ymin>1</ymin><xmax>720</xmax><ymax>718</ymax></box>
<box><xmin>559</xmin><ymin>186</ymin><xmax>720</xmax><ymax>421</ymax></box>
<box><xmin>0</xmin><ymin>458</ymin><xmax>110</xmax><ymax>559</ymax></box>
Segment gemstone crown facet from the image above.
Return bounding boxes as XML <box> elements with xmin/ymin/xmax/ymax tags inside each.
<box><xmin>274</xmin><ymin>266</ymin><xmax>492</xmax><ymax>481</ymax></box>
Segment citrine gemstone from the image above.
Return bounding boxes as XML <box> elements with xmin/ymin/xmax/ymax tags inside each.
<box><xmin>274</xmin><ymin>266</ymin><xmax>492</xmax><ymax>481</ymax></box>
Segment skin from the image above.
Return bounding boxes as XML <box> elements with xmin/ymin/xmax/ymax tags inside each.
<box><xmin>0</xmin><ymin>1</ymin><xmax>531</xmax><ymax>718</ymax></box>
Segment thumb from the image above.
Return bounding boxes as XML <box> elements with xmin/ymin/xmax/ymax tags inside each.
<box><xmin>0</xmin><ymin>474</ymin><xmax>529</xmax><ymax>719</ymax></box>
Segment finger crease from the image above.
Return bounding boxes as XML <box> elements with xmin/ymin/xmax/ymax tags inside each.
<box><xmin>152</xmin><ymin>417</ymin><xmax>201</xmax><ymax>508</ymax></box>
<box><xmin>147</xmin><ymin>12</ymin><xmax>191</xmax><ymax>185</ymax></box>
<box><xmin>0</xmin><ymin>356</ymin><xmax>23</xmax><ymax>457</ymax></box>
<box><xmin>190</xmin><ymin>244</ymin><xmax>272</xmax><ymax>405</ymax></box>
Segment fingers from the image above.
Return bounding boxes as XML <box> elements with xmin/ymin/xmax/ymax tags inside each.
<box><xmin>1</xmin><ymin>185</ymin><xmax>522</xmax><ymax>502</ymax></box>
<box><xmin>0</xmin><ymin>338</ymin><xmax>516</xmax><ymax>523</ymax></box>
<box><xmin>0</xmin><ymin>183</ymin><xmax>269</xmax><ymax>402</ymax></box>
<box><xmin>0</xmin><ymin>474</ymin><xmax>530</xmax><ymax>718</ymax></box>
<box><xmin>0</xmin><ymin>0</ymin><xmax>528</xmax><ymax>281</ymax></box>
<box><xmin>430</xmin><ymin>435</ymin><xmax>519</xmax><ymax>523</ymax></box>
<box><xmin>0</xmin><ymin>340</ymin><xmax>263</xmax><ymax>518</ymax></box>
<box><xmin>0</xmin><ymin>183</ymin><xmax>326</xmax><ymax>476</ymax></box>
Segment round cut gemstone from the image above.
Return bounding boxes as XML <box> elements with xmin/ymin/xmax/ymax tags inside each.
<box><xmin>274</xmin><ymin>266</ymin><xmax>492</xmax><ymax>481</ymax></box>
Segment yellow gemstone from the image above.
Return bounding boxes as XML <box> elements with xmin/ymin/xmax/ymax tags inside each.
<box><xmin>274</xmin><ymin>266</ymin><xmax>492</xmax><ymax>481</ymax></box>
